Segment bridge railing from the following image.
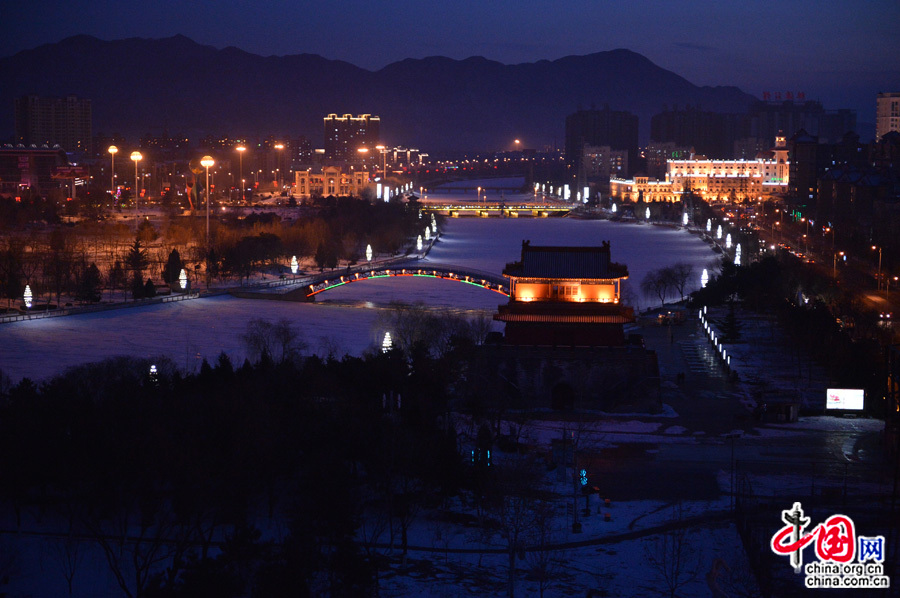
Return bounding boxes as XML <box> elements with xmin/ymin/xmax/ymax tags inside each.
<box><xmin>305</xmin><ymin>263</ymin><xmax>509</xmax><ymax>297</ymax></box>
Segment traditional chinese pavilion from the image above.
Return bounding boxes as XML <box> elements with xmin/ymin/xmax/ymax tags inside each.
<box><xmin>479</xmin><ymin>241</ymin><xmax>659</xmax><ymax>412</ymax></box>
<box><xmin>494</xmin><ymin>241</ymin><xmax>634</xmax><ymax>346</ymax></box>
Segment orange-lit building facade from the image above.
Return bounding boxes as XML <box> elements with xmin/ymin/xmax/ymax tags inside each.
<box><xmin>495</xmin><ymin>242</ymin><xmax>634</xmax><ymax>347</ymax></box>
<box><xmin>294</xmin><ymin>166</ymin><xmax>370</xmax><ymax>198</ymax></box>
<box><xmin>609</xmin><ymin>135</ymin><xmax>789</xmax><ymax>202</ymax></box>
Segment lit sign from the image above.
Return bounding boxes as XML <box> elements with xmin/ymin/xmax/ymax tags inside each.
<box><xmin>825</xmin><ymin>388</ymin><xmax>864</xmax><ymax>410</ymax></box>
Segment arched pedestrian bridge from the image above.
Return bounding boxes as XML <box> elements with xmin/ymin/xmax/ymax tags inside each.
<box><xmin>305</xmin><ymin>264</ymin><xmax>509</xmax><ymax>298</ymax></box>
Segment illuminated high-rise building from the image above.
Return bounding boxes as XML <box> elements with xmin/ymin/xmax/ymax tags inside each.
<box><xmin>323</xmin><ymin>113</ymin><xmax>380</xmax><ymax>160</ymax></box>
<box><xmin>15</xmin><ymin>95</ymin><xmax>92</xmax><ymax>155</ymax></box>
<box><xmin>876</xmin><ymin>92</ymin><xmax>900</xmax><ymax>141</ymax></box>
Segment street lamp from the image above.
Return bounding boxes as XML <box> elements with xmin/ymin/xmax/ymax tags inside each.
<box><xmin>477</xmin><ymin>186</ymin><xmax>482</xmax><ymax>204</ymax></box>
<box><xmin>108</xmin><ymin>145</ymin><xmax>118</xmax><ymax>198</ymax></box>
<box><xmin>376</xmin><ymin>144</ymin><xmax>386</xmax><ymax>179</ymax></box>
<box><xmin>130</xmin><ymin>151</ymin><xmax>142</xmax><ymax>214</ymax></box>
<box><xmin>201</xmin><ymin>155</ymin><xmax>215</xmax><ymax>248</ymax></box>
<box><xmin>873</xmin><ymin>245</ymin><xmax>883</xmax><ymax>291</ymax></box>
<box><xmin>274</xmin><ymin>143</ymin><xmax>284</xmax><ymax>190</ymax></box>
<box><xmin>832</xmin><ymin>251</ymin><xmax>845</xmax><ymax>279</ymax></box>
<box><xmin>236</xmin><ymin>145</ymin><xmax>246</xmax><ymax>202</ymax></box>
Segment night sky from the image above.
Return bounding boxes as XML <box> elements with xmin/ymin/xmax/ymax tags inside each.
<box><xmin>6</xmin><ymin>0</ymin><xmax>900</xmax><ymax>121</ymax></box>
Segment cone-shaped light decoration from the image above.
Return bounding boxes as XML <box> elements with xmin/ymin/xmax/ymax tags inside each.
<box><xmin>611</xmin><ymin>203</ymin><xmax>617</xmax><ymax>213</ymax></box>
<box><xmin>683</xmin><ymin>212</ymin><xmax>689</xmax><ymax>226</ymax></box>
<box><xmin>701</xmin><ymin>269</ymin><xmax>709</xmax><ymax>288</ymax></box>
<box><xmin>735</xmin><ymin>244</ymin><xmax>742</xmax><ymax>266</ymax></box>
<box><xmin>725</xmin><ymin>233</ymin><xmax>732</xmax><ymax>249</ymax></box>
<box><xmin>417</xmin><ymin>235</ymin><xmax>423</xmax><ymax>251</ymax></box>
<box><xmin>366</xmin><ymin>244</ymin><xmax>373</xmax><ymax>262</ymax></box>
<box><xmin>24</xmin><ymin>284</ymin><xmax>32</xmax><ymax>308</ymax></box>
<box><xmin>645</xmin><ymin>207</ymin><xmax>651</xmax><ymax>220</ymax></box>
<box><xmin>179</xmin><ymin>268</ymin><xmax>188</xmax><ymax>290</ymax></box>
<box><xmin>382</xmin><ymin>331</ymin><xmax>392</xmax><ymax>353</ymax></box>
<box><xmin>425</xmin><ymin>227</ymin><xmax>431</xmax><ymax>241</ymax></box>
<box><xmin>707</xmin><ymin>219</ymin><xmax>712</xmax><ymax>232</ymax></box>
<box><xmin>290</xmin><ymin>256</ymin><xmax>298</xmax><ymax>275</ymax></box>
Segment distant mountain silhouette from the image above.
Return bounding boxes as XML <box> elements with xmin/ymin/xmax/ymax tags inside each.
<box><xmin>0</xmin><ymin>35</ymin><xmax>757</xmax><ymax>151</ymax></box>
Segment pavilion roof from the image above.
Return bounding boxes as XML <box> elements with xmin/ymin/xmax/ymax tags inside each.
<box><xmin>503</xmin><ymin>241</ymin><xmax>628</xmax><ymax>280</ymax></box>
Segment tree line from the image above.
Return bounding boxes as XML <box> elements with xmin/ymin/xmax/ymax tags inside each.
<box><xmin>0</xmin><ymin>196</ymin><xmax>427</xmax><ymax>307</ymax></box>
<box><xmin>0</xmin><ymin>302</ymin><xmax>540</xmax><ymax>597</ymax></box>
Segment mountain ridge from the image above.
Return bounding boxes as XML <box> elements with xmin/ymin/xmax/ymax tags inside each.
<box><xmin>0</xmin><ymin>35</ymin><xmax>757</xmax><ymax>151</ymax></box>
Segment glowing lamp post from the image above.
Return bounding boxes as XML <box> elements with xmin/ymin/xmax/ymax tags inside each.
<box><xmin>701</xmin><ymin>269</ymin><xmax>709</xmax><ymax>288</ymax></box>
<box><xmin>23</xmin><ymin>284</ymin><xmax>32</xmax><ymax>309</ymax></box>
<box><xmin>366</xmin><ymin>244</ymin><xmax>373</xmax><ymax>262</ymax></box>
<box><xmin>376</xmin><ymin>144</ymin><xmax>386</xmax><ymax>179</ymax></box>
<box><xmin>291</xmin><ymin>255</ymin><xmax>299</xmax><ymax>275</ymax></box>
<box><xmin>236</xmin><ymin>145</ymin><xmax>246</xmax><ymax>202</ymax></box>
<box><xmin>108</xmin><ymin>145</ymin><xmax>118</xmax><ymax>198</ymax></box>
<box><xmin>178</xmin><ymin>268</ymin><xmax>188</xmax><ymax>291</ymax></box>
<box><xmin>130</xmin><ymin>151</ymin><xmax>143</xmax><ymax>214</ymax></box>
<box><xmin>417</xmin><ymin>235</ymin><xmax>423</xmax><ymax>251</ymax></box>
<box><xmin>274</xmin><ymin>143</ymin><xmax>284</xmax><ymax>189</ymax></box>
<box><xmin>201</xmin><ymin>156</ymin><xmax>215</xmax><ymax>248</ymax></box>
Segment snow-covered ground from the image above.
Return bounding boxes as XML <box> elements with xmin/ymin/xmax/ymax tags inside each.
<box><xmin>0</xmin><ymin>206</ymin><xmax>716</xmax><ymax>383</ymax></box>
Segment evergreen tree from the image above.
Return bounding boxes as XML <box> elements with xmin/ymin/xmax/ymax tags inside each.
<box><xmin>163</xmin><ymin>249</ymin><xmax>184</xmax><ymax>285</ymax></box>
<box><xmin>107</xmin><ymin>261</ymin><xmax>125</xmax><ymax>301</ymax></box>
<box><xmin>143</xmin><ymin>277</ymin><xmax>157</xmax><ymax>298</ymax></box>
<box><xmin>75</xmin><ymin>262</ymin><xmax>103</xmax><ymax>303</ymax></box>
<box><xmin>130</xmin><ymin>271</ymin><xmax>145</xmax><ymax>300</ymax></box>
<box><xmin>716</xmin><ymin>302</ymin><xmax>743</xmax><ymax>341</ymax></box>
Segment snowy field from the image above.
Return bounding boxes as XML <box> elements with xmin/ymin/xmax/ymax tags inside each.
<box><xmin>0</xmin><ymin>199</ymin><xmax>718</xmax><ymax>383</ymax></box>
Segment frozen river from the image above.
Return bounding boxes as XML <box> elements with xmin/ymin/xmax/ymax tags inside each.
<box><xmin>0</xmin><ymin>215</ymin><xmax>718</xmax><ymax>383</ymax></box>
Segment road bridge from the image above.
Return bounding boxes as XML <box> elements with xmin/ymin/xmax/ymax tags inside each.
<box><xmin>421</xmin><ymin>204</ymin><xmax>573</xmax><ymax>218</ymax></box>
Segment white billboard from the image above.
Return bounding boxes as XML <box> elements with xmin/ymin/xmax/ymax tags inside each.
<box><xmin>825</xmin><ymin>388</ymin><xmax>864</xmax><ymax>410</ymax></box>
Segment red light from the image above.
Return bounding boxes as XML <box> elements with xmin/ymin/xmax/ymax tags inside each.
<box><xmin>15</xmin><ymin>196</ymin><xmax>21</xmax><ymax>202</ymax></box>
<box><xmin>66</xmin><ymin>197</ymin><xmax>72</xmax><ymax>201</ymax></box>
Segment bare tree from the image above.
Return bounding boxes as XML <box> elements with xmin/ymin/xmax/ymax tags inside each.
<box><xmin>669</xmin><ymin>262</ymin><xmax>694</xmax><ymax>301</ymax></box>
<box><xmin>241</xmin><ymin>318</ymin><xmax>306</xmax><ymax>363</ymax></box>
<box><xmin>641</xmin><ymin>268</ymin><xmax>672</xmax><ymax>307</ymax></box>
<box><xmin>641</xmin><ymin>505</ymin><xmax>702</xmax><ymax>598</ymax></box>
<box><xmin>526</xmin><ymin>500</ymin><xmax>561</xmax><ymax>598</ymax></box>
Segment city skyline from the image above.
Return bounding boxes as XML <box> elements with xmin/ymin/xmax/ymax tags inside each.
<box><xmin>5</xmin><ymin>0</ymin><xmax>900</xmax><ymax>120</ymax></box>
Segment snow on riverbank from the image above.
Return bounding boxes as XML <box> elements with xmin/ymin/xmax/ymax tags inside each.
<box><xmin>0</xmin><ymin>216</ymin><xmax>716</xmax><ymax>383</ymax></box>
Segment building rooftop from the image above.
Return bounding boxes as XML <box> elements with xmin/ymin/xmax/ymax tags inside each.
<box><xmin>503</xmin><ymin>241</ymin><xmax>629</xmax><ymax>280</ymax></box>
